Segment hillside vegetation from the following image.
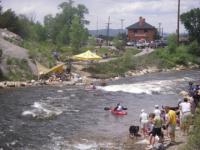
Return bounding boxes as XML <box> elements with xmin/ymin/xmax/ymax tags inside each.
<box><xmin>87</xmin><ymin>34</ymin><xmax>200</xmax><ymax>78</ymax></box>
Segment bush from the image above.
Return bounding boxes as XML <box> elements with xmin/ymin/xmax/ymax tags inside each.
<box><xmin>167</xmin><ymin>34</ymin><xmax>177</xmax><ymax>53</ymax></box>
<box><xmin>87</xmin><ymin>50</ymin><xmax>137</xmax><ymax>77</ymax></box>
<box><xmin>6</xmin><ymin>57</ymin><xmax>34</xmax><ymax>80</ymax></box>
<box><xmin>184</xmin><ymin>106</ymin><xmax>200</xmax><ymax>150</ymax></box>
<box><xmin>188</xmin><ymin>40</ymin><xmax>200</xmax><ymax>56</ymax></box>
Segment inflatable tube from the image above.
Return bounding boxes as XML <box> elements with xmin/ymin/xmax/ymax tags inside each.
<box><xmin>111</xmin><ymin>109</ymin><xmax>127</xmax><ymax>115</ymax></box>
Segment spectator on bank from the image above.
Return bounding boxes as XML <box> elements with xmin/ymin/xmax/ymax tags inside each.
<box><xmin>154</xmin><ymin>105</ymin><xmax>161</xmax><ymax>117</ymax></box>
<box><xmin>52</xmin><ymin>51</ymin><xmax>60</xmax><ymax>61</ymax></box>
<box><xmin>139</xmin><ymin>109</ymin><xmax>148</xmax><ymax>138</ymax></box>
<box><xmin>179</xmin><ymin>97</ymin><xmax>192</xmax><ymax>135</ymax></box>
<box><xmin>147</xmin><ymin>113</ymin><xmax>163</xmax><ymax>149</ymax></box>
<box><xmin>165</xmin><ymin>106</ymin><xmax>177</xmax><ymax>144</ymax></box>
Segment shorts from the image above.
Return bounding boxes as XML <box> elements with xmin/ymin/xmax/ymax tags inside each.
<box><xmin>141</xmin><ymin>122</ymin><xmax>148</xmax><ymax>129</ymax></box>
<box><xmin>168</xmin><ymin>124</ymin><xmax>176</xmax><ymax>134</ymax></box>
<box><xmin>181</xmin><ymin>112</ymin><xmax>192</xmax><ymax>124</ymax></box>
<box><xmin>152</xmin><ymin>127</ymin><xmax>163</xmax><ymax>137</ymax></box>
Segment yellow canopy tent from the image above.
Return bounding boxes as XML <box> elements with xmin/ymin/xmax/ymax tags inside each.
<box><xmin>72</xmin><ymin>50</ymin><xmax>102</xmax><ymax>61</ymax></box>
<box><xmin>45</xmin><ymin>63</ymin><xmax>65</xmax><ymax>74</ymax></box>
<box><xmin>35</xmin><ymin>61</ymin><xmax>50</xmax><ymax>76</ymax></box>
<box><xmin>35</xmin><ymin>61</ymin><xmax>65</xmax><ymax>79</ymax></box>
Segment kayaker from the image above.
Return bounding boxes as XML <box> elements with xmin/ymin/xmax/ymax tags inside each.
<box><xmin>114</xmin><ymin>103</ymin><xmax>123</xmax><ymax>111</ymax></box>
<box><xmin>89</xmin><ymin>83</ymin><xmax>96</xmax><ymax>90</ymax></box>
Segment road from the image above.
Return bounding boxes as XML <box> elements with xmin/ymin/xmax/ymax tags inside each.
<box><xmin>99</xmin><ymin>48</ymin><xmax>154</xmax><ymax>63</ymax></box>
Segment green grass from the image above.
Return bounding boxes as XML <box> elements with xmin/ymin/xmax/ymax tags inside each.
<box><xmin>6</xmin><ymin>57</ymin><xmax>34</xmax><ymax>81</ymax></box>
<box><xmin>184</xmin><ymin>106</ymin><xmax>200</xmax><ymax>150</ymax></box>
<box><xmin>22</xmin><ymin>40</ymin><xmax>57</xmax><ymax>67</ymax></box>
<box><xmin>87</xmin><ymin>49</ymin><xmax>138</xmax><ymax>78</ymax></box>
<box><xmin>87</xmin><ymin>44</ymin><xmax>200</xmax><ymax>78</ymax></box>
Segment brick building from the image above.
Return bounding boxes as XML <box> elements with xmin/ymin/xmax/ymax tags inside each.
<box><xmin>127</xmin><ymin>17</ymin><xmax>157</xmax><ymax>41</ymax></box>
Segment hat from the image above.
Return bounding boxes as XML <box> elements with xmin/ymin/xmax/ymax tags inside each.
<box><xmin>155</xmin><ymin>105</ymin><xmax>159</xmax><ymax>108</ymax></box>
<box><xmin>141</xmin><ymin>109</ymin><xmax>144</xmax><ymax>112</ymax></box>
<box><xmin>179</xmin><ymin>90</ymin><xmax>188</xmax><ymax>96</ymax></box>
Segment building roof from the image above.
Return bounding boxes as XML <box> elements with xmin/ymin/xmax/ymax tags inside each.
<box><xmin>127</xmin><ymin>17</ymin><xmax>156</xmax><ymax>29</ymax></box>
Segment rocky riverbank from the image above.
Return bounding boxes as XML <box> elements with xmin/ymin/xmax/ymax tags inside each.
<box><xmin>0</xmin><ymin>64</ymin><xmax>199</xmax><ymax>89</ymax></box>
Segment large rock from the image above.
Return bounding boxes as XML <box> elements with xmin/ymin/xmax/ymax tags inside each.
<box><xmin>0</xmin><ymin>29</ymin><xmax>37</xmax><ymax>78</ymax></box>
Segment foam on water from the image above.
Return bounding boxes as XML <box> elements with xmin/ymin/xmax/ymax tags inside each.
<box><xmin>57</xmin><ymin>90</ymin><xmax>63</xmax><ymax>93</ymax></box>
<box><xmin>22</xmin><ymin>102</ymin><xmax>63</xmax><ymax>119</ymax></box>
<box><xmin>97</xmin><ymin>78</ymin><xmax>192</xmax><ymax>95</ymax></box>
<box><xmin>73</xmin><ymin>143</ymin><xmax>97</xmax><ymax>150</ymax></box>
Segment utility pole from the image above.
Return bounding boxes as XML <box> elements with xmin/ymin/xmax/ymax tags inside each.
<box><xmin>177</xmin><ymin>0</ymin><xmax>180</xmax><ymax>46</ymax></box>
<box><xmin>96</xmin><ymin>16</ymin><xmax>99</xmax><ymax>37</ymax></box>
<box><xmin>158</xmin><ymin>22</ymin><xmax>161</xmax><ymax>39</ymax></box>
<box><xmin>106</xmin><ymin>16</ymin><xmax>111</xmax><ymax>46</ymax></box>
<box><xmin>120</xmin><ymin>19</ymin><xmax>124</xmax><ymax>33</ymax></box>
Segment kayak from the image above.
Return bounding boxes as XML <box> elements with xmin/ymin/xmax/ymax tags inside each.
<box><xmin>111</xmin><ymin>109</ymin><xmax>127</xmax><ymax>115</ymax></box>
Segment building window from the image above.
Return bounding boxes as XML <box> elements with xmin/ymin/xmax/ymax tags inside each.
<box><xmin>144</xmin><ymin>29</ymin><xmax>148</xmax><ymax>33</ymax></box>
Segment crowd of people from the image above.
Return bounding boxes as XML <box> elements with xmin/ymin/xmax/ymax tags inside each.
<box><xmin>138</xmin><ymin>81</ymin><xmax>200</xmax><ymax>150</ymax></box>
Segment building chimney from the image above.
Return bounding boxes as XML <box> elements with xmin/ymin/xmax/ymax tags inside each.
<box><xmin>139</xmin><ymin>16</ymin><xmax>143</xmax><ymax>26</ymax></box>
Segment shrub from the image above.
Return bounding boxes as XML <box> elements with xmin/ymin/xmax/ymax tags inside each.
<box><xmin>188</xmin><ymin>40</ymin><xmax>200</xmax><ymax>56</ymax></box>
<box><xmin>167</xmin><ymin>34</ymin><xmax>177</xmax><ymax>53</ymax></box>
<box><xmin>184</xmin><ymin>106</ymin><xmax>200</xmax><ymax>150</ymax></box>
<box><xmin>6</xmin><ymin>57</ymin><xmax>34</xmax><ymax>80</ymax></box>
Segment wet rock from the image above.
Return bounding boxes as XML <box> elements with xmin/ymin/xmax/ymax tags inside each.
<box><xmin>6</xmin><ymin>82</ymin><xmax>15</xmax><ymax>87</ymax></box>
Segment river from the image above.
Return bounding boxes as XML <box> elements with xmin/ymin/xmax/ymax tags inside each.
<box><xmin>0</xmin><ymin>70</ymin><xmax>199</xmax><ymax>150</ymax></box>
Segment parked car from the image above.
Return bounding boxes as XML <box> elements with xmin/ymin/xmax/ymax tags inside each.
<box><xmin>149</xmin><ymin>41</ymin><xmax>156</xmax><ymax>48</ymax></box>
<box><xmin>126</xmin><ymin>41</ymin><xmax>136</xmax><ymax>46</ymax></box>
<box><xmin>149</xmin><ymin>40</ymin><xmax>167</xmax><ymax>48</ymax></box>
<box><xmin>136</xmin><ymin>41</ymin><xmax>144</xmax><ymax>49</ymax></box>
<box><xmin>136</xmin><ymin>40</ymin><xmax>149</xmax><ymax>49</ymax></box>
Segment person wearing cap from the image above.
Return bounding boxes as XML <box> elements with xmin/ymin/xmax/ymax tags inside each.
<box><xmin>139</xmin><ymin>109</ymin><xmax>148</xmax><ymax>137</ymax></box>
<box><xmin>154</xmin><ymin>105</ymin><xmax>161</xmax><ymax>117</ymax></box>
<box><xmin>146</xmin><ymin>113</ymin><xmax>163</xmax><ymax>149</ymax></box>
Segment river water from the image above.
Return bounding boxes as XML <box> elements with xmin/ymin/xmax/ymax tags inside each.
<box><xmin>0</xmin><ymin>70</ymin><xmax>199</xmax><ymax>150</ymax></box>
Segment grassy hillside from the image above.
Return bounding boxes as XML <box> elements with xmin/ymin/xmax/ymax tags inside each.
<box><xmin>87</xmin><ymin>43</ymin><xmax>200</xmax><ymax>78</ymax></box>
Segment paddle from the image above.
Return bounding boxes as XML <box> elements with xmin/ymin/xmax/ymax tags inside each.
<box><xmin>104</xmin><ymin>107</ymin><xmax>128</xmax><ymax>111</ymax></box>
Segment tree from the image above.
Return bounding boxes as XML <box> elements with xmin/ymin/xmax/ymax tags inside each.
<box><xmin>180</xmin><ymin>8</ymin><xmax>200</xmax><ymax>43</ymax></box>
<box><xmin>43</xmin><ymin>0</ymin><xmax>89</xmax><ymax>46</ymax></box>
<box><xmin>69</xmin><ymin>16</ymin><xmax>88</xmax><ymax>54</ymax></box>
<box><xmin>0</xmin><ymin>9</ymin><xmax>20</xmax><ymax>34</ymax></box>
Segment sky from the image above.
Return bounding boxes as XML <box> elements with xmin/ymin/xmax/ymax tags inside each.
<box><xmin>1</xmin><ymin>0</ymin><xmax>200</xmax><ymax>33</ymax></box>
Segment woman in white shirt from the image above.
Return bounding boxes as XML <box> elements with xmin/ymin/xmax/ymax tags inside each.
<box><xmin>179</xmin><ymin>97</ymin><xmax>191</xmax><ymax>135</ymax></box>
<box><xmin>139</xmin><ymin>109</ymin><xmax>148</xmax><ymax>137</ymax></box>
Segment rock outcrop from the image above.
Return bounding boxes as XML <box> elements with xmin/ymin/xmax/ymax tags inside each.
<box><xmin>0</xmin><ymin>28</ymin><xmax>37</xmax><ymax>78</ymax></box>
